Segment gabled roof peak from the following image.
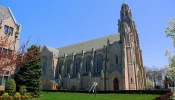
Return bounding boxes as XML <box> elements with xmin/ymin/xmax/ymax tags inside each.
<box><xmin>0</xmin><ymin>5</ymin><xmax>19</xmax><ymax>25</ymax></box>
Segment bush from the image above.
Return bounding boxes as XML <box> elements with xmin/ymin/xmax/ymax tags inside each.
<box><xmin>19</xmin><ymin>86</ymin><xmax>26</xmax><ymax>95</ymax></box>
<box><xmin>32</xmin><ymin>90</ymin><xmax>40</xmax><ymax>98</ymax></box>
<box><xmin>79</xmin><ymin>88</ymin><xmax>84</xmax><ymax>91</ymax></box>
<box><xmin>5</xmin><ymin>78</ymin><xmax>16</xmax><ymax>96</ymax></box>
<box><xmin>169</xmin><ymin>95</ymin><xmax>174</xmax><ymax>100</ymax></box>
<box><xmin>14</xmin><ymin>92</ymin><xmax>21</xmax><ymax>99</ymax></box>
<box><xmin>21</xmin><ymin>92</ymin><xmax>32</xmax><ymax>99</ymax></box>
<box><xmin>2</xmin><ymin>92</ymin><xmax>9</xmax><ymax>99</ymax></box>
<box><xmin>71</xmin><ymin>85</ymin><xmax>76</xmax><ymax>90</ymax></box>
<box><xmin>57</xmin><ymin>85</ymin><xmax>63</xmax><ymax>90</ymax></box>
<box><xmin>155</xmin><ymin>85</ymin><xmax>161</xmax><ymax>89</ymax></box>
<box><xmin>154</xmin><ymin>92</ymin><xmax>173</xmax><ymax>100</ymax></box>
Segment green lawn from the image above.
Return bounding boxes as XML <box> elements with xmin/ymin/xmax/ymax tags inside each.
<box><xmin>34</xmin><ymin>92</ymin><xmax>159</xmax><ymax>100</ymax></box>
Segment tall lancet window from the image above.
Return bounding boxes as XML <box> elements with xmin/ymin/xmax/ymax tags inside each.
<box><xmin>115</xmin><ymin>56</ymin><xmax>118</xmax><ymax>64</ymax></box>
<box><xmin>76</xmin><ymin>58</ymin><xmax>81</xmax><ymax>74</ymax></box>
<box><xmin>42</xmin><ymin>56</ymin><xmax>48</xmax><ymax>76</ymax></box>
<box><xmin>122</xmin><ymin>13</ymin><xmax>124</xmax><ymax>20</ymax></box>
<box><xmin>125</xmin><ymin>12</ymin><xmax>128</xmax><ymax>19</ymax></box>
<box><xmin>55</xmin><ymin>64</ymin><xmax>59</xmax><ymax>79</ymax></box>
<box><xmin>96</xmin><ymin>55</ymin><xmax>103</xmax><ymax>72</ymax></box>
<box><xmin>85</xmin><ymin>56</ymin><xmax>91</xmax><ymax>73</ymax></box>
<box><xmin>59</xmin><ymin>61</ymin><xmax>63</xmax><ymax>75</ymax></box>
<box><xmin>67</xmin><ymin>59</ymin><xmax>71</xmax><ymax>74</ymax></box>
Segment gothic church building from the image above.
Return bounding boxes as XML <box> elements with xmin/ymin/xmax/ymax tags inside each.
<box><xmin>41</xmin><ymin>3</ymin><xmax>146</xmax><ymax>90</ymax></box>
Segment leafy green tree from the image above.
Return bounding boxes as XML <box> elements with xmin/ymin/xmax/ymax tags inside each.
<box><xmin>5</xmin><ymin>78</ymin><xmax>16</xmax><ymax>96</ymax></box>
<box><xmin>14</xmin><ymin>45</ymin><xmax>42</xmax><ymax>94</ymax></box>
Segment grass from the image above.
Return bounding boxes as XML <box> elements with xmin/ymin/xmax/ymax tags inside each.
<box><xmin>33</xmin><ymin>92</ymin><xmax>159</xmax><ymax>100</ymax></box>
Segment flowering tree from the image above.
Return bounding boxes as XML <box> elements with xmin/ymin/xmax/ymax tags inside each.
<box><xmin>0</xmin><ymin>35</ymin><xmax>40</xmax><ymax>75</ymax></box>
<box><xmin>146</xmin><ymin>78</ymin><xmax>152</xmax><ymax>89</ymax></box>
<box><xmin>165</xmin><ymin>18</ymin><xmax>175</xmax><ymax>89</ymax></box>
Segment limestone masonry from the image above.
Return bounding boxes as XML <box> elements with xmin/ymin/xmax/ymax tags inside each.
<box><xmin>41</xmin><ymin>3</ymin><xmax>146</xmax><ymax>90</ymax></box>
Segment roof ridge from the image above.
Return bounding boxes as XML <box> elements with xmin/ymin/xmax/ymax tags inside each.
<box><xmin>56</xmin><ymin>33</ymin><xmax>119</xmax><ymax>49</ymax></box>
<box><xmin>0</xmin><ymin>5</ymin><xmax>18</xmax><ymax>24</ymax></box>
<box><xmin>7</xmin><ymin>7</ymin><xmax>17</xmax><ymax>24</ymax></box>
<box><xmin>45</xmin><ymin>45</ymin><xmax>59</xmax><ymax>51</ymax></box>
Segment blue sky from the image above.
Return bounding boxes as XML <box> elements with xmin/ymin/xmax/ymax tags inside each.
<box><xmin>1</xmin><ymin>0</ymin><xmax>175</xmax><ymax>68</ymax></box>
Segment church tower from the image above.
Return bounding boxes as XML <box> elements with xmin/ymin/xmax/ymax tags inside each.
<box><xmin>118</xmin><ymin>2</ymin><xmax>146</xmax><ymax>90</ymax></box>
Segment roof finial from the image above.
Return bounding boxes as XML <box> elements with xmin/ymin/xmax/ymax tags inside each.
<box><xmin>123</xmin><ymin>1</ymin><xmax>127</xmax><ymax>5</ymax></box>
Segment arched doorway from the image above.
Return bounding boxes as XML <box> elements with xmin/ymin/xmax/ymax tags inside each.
<box><xmin>113</xmin><ymin>77</ymin><xmax>119</xmax><ymax>90</ymax></box>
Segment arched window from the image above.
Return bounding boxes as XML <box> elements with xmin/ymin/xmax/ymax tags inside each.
<box><xmin>67</xmin><ymin>59</ymin><xmax>71</xmax><ymax>74</ymax></box>
<box><xmin>121</xmin><ymin>13</ymin><xmax>124</xmax><ymax>19</ymax></box>
<box><xmin>116</xmin><ymin>56</ymin><xmax>118</xmax><ymax>64</ymax></box>
<box><xmin>55</xmin><ymin>64</ymin><xmax>59</xmax><ymax>79</ymax></box>
<box><xmin>85</xmin><ymin>56</ymin><xmax>91</xmax><ymax>73</ymax></box>
<box><xmin>76</xmin><ymin>58</ymin><xmax>81</xmax><ymax>74</ymax></box>
<box><xmin>131</xmin><ymin>78</ymin><xmax>133</xmax><ymax>83</ymax></box>
<box><xmin>42</xmin><ymin>56</ymin><xmax>48</xmax><ymax>76</ymax></box>
<box><xmin>125</xmin><ymin>12</ymin><xmax>128</xmax><ymax>19</ymax></box>
<box><xmin>43</xmin><ymin>62</ymin><xmax>47</xmax><ymax>75</ymax></box>
<box><xmin>96</xmin><ymin>55</ymin><xmax>103</xmax><ymax>72</ymax></box>
<box><xmin>59</xmin><ymin>61</ymin><xmax>63</xmax><ymax>75</ymax></box>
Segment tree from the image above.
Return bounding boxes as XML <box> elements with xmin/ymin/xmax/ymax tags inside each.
<box><xmin>5</xmin><ymin>78</ymin><xmax>16</xmax><ymax>96</ymax></box>
<box><xmin>0</xmin><ymin>35</ymin><xmax>40</xmax><ymax>76</ymax></box>
<box><xmin>165</xmin><ymin>18</ymin><xmax>175</xmax><ymax>88</ymax></box>
<box><xmin>145</xmin><ymin>66</ymin><xmax>163</xmax><ymax>88</ymax></box>
<box><xmin>163</xmin><ymin>76</ymin><xmax>174</xmax><ymax>89</ymax></box>
<box><xmin>146</xmin><ymin>78</ymin><xmax>152</xmax><ymax>89</ymax></box>
<box><xmin>164</xmin><ymin>76</ymin><xmax>168</xmax><ymax>89</ymax></box>
<box><xmin>14</xmin><ymin>45</ymin><xmax>42</xmax><ymax>94</ymax></box>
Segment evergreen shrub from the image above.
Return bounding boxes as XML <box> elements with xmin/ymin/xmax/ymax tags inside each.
<box><xmin>5</xmin><ymin>79</ymin><xmax>16</xmax><ymax>96</ymax></box>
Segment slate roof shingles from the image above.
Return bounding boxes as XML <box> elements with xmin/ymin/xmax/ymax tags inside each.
<box><xmin>0</xmin><ymin>5</ymin><xmax>12</xmax><ymax>22</ymax></box>
<box><xmin>56</xmin><ymin>33</ymin><xmax>120</xmax><ymax>57</ymax></box>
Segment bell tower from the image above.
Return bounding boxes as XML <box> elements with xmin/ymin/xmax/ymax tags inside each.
<box><xmin>118</xmin><ymin>2</ymin><xmax>146</xmax><ymax>90</ymax></box>
<box><xmin>120</xmin><ymin>2</ymin><xmax>132</xmax><ymax>21</ymax></box>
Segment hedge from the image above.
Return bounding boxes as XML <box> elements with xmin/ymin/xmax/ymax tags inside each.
<box><xmin>42</xmin><ymin>89</ymin><xmax>171</xmax><ymax>95</ymax></box>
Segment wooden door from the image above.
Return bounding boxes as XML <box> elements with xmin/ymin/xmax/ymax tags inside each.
<box><xmin>113</xmin><ymin>77</ymin><xmax>119</xmax><ymax>90</ymax></box>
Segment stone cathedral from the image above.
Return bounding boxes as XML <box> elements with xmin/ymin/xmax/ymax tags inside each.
<box><xmin>41</xmin><ymin>3</ymin><xmax>146</xmax><ymax>90</ymax></box>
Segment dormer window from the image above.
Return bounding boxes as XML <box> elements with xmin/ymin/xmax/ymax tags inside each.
<box><xmin>4</xmin><ymin>25</ymin><xmax>13</xmax><ymax>36</ymax></box>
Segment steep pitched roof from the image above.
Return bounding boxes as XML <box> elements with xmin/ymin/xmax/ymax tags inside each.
<box><xmin>57</xmin><ymin>33</ymin><xmax>120</xmax><ymax>57</ymax></box>
<box><xmin>0</xmin><ymin>5</ymin><xmax>17</xmax><ymax>24</ymax></box>
<box><xmin>45</xmin><ymin>45</ymin><xmax>59</xmax><ymax>57</ymax></box>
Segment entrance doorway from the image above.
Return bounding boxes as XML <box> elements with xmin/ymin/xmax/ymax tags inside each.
<box><xmin>113</xmin><ymin>77</ymin><xmax>119</xmax><ymax>90</ymax></box>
